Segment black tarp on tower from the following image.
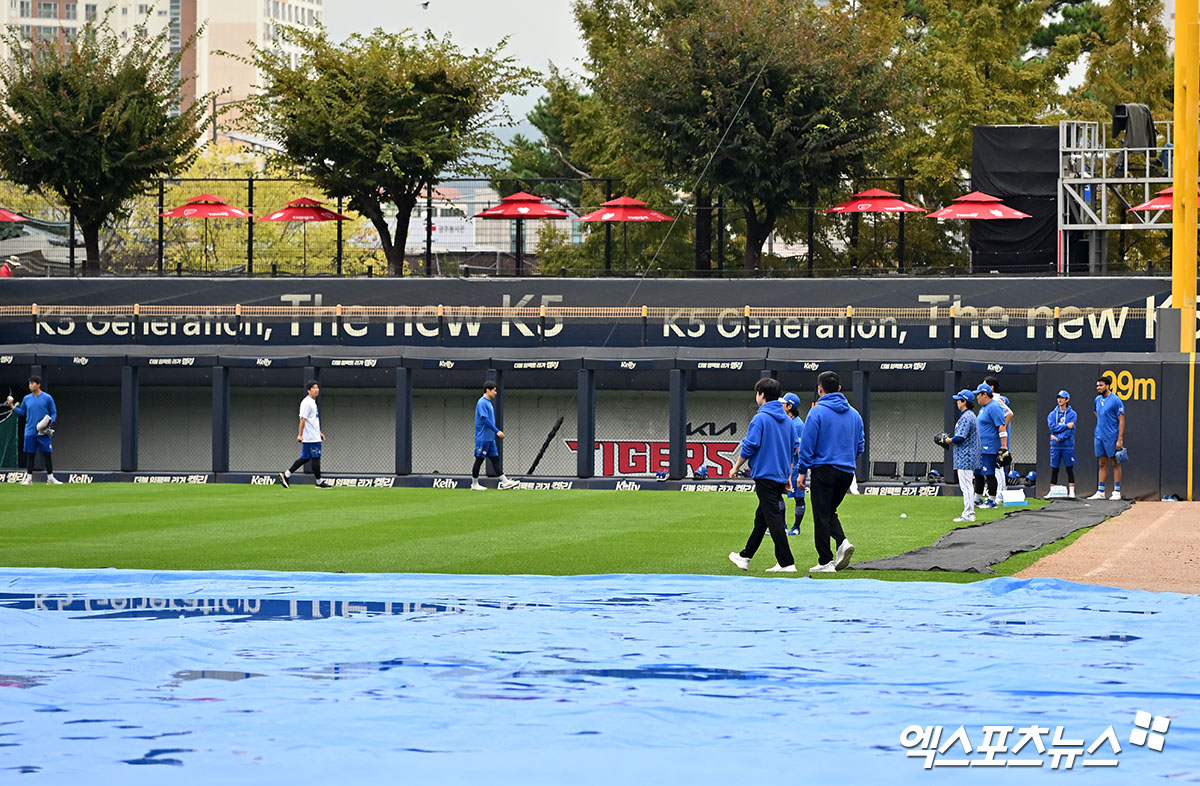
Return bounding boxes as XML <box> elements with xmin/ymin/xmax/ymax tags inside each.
<box><xmin>970</xmin><ymin>125</ymin><xmax>1065</xmax><ymax>273</ymax></box>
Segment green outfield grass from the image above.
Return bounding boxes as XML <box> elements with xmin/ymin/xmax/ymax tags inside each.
<box><xmin>0</xmin><ymin>485</ymin><xmax>1065</xmax><ymax>580</ymax></box>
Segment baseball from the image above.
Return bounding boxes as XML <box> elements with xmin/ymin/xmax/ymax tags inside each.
<box><xmin>900</xmin><ymin>513</ymin><xmax>908</xmax><ymax>519</ymax></box>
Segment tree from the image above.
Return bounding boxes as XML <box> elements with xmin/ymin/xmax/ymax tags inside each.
<box><xmin>1066</xmin><ymin>0</ymin><xmax>1171</xmax><ymax>118</ymax></box>
<box><xmin>0</xmin><ymin>14</ymin><xmax>211</xmax><ymax>274</ymax></box>
<box><xmin>242</xmin><ymin>27</ymin><xmax>537</xmax><ymax>276</ymax></box>
<box><xmin>592</xmin><ymin>0</ymin><xmax>902</xmax><ymax>270</ymax></box>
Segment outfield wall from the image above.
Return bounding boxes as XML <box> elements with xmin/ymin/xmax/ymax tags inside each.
<box><xmin>0</xmin><ymin>345</ymin><xmax>1192</xmax><ymax>501</ymax></box>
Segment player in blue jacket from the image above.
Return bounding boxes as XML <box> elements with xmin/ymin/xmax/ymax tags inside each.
<box><xmin>472</xmin><ymin>380</ymin><xmax>518</xmax><ymax>491</ymax></box>
<box><xmin>1048</xmin><ymin>389</ymin><xmax>1077</xmax><ymax>498</ymax></box>
<box><xmin>1089</xmin><ymin>375</ymin><xmax>1126</xmax><ymax>500</ymax></box>
<box><xmin>945</xmin><ymin>389</ymin><xmax>981</xmax><ymax>522</ymax></box>
<box><xmin>782</xmin><ymin>392</ymin><xmax>806</xmax><ymax>536</ymax></box>
<box><xmin>7</xmin><ymin>376</ymin><xmax>62</xmax><ymax>485</ymax></box>
<box><xmin>729</xmin><ymin>377</ymin><xmax>798</xmax><ymax>573</ymax></box>
<box><xmin>973</xmin><ymin>384</ymin><xmax>1008</xmax><ymax>508</ymax></box>
<box><xmin>796</xmin><ymin>371</ymin><xmax>865</xmax><ymax>573</ymax></box>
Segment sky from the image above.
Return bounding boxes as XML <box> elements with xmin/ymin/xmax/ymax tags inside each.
<box><xmin>325</xmin><ymin>0</ymin><xmax>590</xmax><ymax>140</ymax></box>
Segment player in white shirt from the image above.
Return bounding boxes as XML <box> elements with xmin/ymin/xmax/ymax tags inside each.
<box><xmin>279</xmin><ymin>381</ymin><xmax>332</xmax><ymax>488</ymax></box>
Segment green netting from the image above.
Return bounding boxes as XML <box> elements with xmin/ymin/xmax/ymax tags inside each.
<box><xmin>0</xmin><ymin>411</ymin><xmax>18</xmax><ymax>468</ymax></box>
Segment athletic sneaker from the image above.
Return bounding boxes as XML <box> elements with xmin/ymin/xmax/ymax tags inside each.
<box><xmin>980</xmin><ymin>499</ymin><xmax>998</xmax><ymax>509</ymax></box>
<box><xmin>20</xmin><ymin>474</ymin><xmax>31</xmax><ymax>486</ymax></box>
<box><xmin>809</xmin><ymin>562</ymin><xmax>836</xmax><ymax>573</ymax></box>
<box><xmin>766</xmin><ymin>563</ymin><xmax>797</xmax><ymax>573</ymax></box>
<box><xmin>953</xmin><ymin>515</ymin><xmax>976</xmax><ymax>523</ymax></box>
<box><xmin>498</xmin><ymin>478</ymin><xmax>520</xmax><ymax>490</ymax></box>
<box><xmin>46</xmin><ymin>476</ymin><xmax>63</xmax><ymax>485</ymax></box>
<box><xmin>834</xmin><ymin>540</ymin><xmax>855</xmax><ymax>571</ymax></box>
<box><xmin>787</xmin><ymin>525</ymin><xmax>801</xmax><ymax>536</ymax></box>
<box><xmin>728</xmin><ymin>552</ymin><xmax>750</xmax><ymax>571</ymax></box>
<box><xmin>315</xmin><ymin>480</ymin><xmax>334</xmax><ymax>489</ymax></box>
<box><xmin>278</xmin><ymin>472</ymin><xmax>290</xmax><ymax>489</ymax></box>
<box><xmin>1068</xmin><ymin>488</ymin><xmax>1076</xmax><ymax>498</ymax></box>
<box><xmin>1109</xmin><ymin>491</ymin><xmax>1122</xmax><ymax>500</ymax></box>
<box><xmin>470</xmin><ymin>481</ymin><xmax>486</xmax><ymax>491</ymax></box>
<box><xmin>1086</xmin><ymin>491</ymin><xmax>1106</xmax><ymax>500</ymax></box>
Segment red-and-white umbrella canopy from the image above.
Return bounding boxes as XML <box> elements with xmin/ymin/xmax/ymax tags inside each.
<box><xmin>159</xmin><ymin>193</ymin><xmax>252</xmax><ymax>219</ymax></box>
<box><xmin>0</xmin><ymin>206</ymin><xmax>28</xmax><ymax>222</ymax></box>
<box><xmin>926</xmin><ymin>191</ymin><xmax>1032</xmax><ymax>220</ymax></box>
<box><xmin>575</xmin><ymin>196</ymin><xmax>675</xmax><ymax>223</ymax></box>
<box><xmin>257</xmin><ymin>197</ymin><xmax>350</xmax><ymax>222</ymax></box>
<box><xmin>1127</xmin><ymin>186</ymin><xmax>1200</xmax><ymax>212</ymax></box>
<box><xmin>824</xmin><ymin>188</ymin><xmax>925</xmax><ymax>213</ymax></box>
<box><xmin>473</xmin><ymin>191</ymin><xmax>570</xmax><ymax>220</ymax></box>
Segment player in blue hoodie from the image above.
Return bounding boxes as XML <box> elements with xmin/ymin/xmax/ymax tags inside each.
<box><xmin>796</xmin><ymin>371</ymin><xmax>864</xmax><ymax>573</ymax></box>
<box><xmin>728</xmin><ymin>377</ymin><xmax>798</xmax><ymax>573</ymax></box>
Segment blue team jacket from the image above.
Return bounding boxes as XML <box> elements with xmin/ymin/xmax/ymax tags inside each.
<box><xmin>1047</xmin><ymin>405</ymin><xmax>1077</xmax><ymax>450</ymax></box>
<box><xmin>796</xmin><ymin>392</ymin><xmax>865</xmax><ymax>474</ymax></box>
<box><xmin>739</xmin><ymin>399</ymin><xmax>796</xmax><ymax>483</ymax></box>
<box><xmin>13</xmin><ymin>392</ymin><xmax>56</xmax><ymax>437</ymax></box>
<box><xmin>475</xmin><ymin>396</ymin><xmax>499</xmax><ymax>446</ymax></box>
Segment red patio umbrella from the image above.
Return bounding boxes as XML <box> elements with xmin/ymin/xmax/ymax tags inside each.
<box><xmin>926</xmin><ymin>191</ymin><xmax>1031</xmax><ymax>220</ymax></box>
<box><xmin>257</xmin><ymin>197</ymin><xmax>350</xmax><ymax>274</ymax></box>
<box><xmin>0</xmin><ymin>206</ymin><xmax>29</xmax><ymax>223</ymax></box>
<box><xmin>1127</xmin><ymin>186</ymin><xmax>1200</xmax><ymax>212</ymax></box>
<box><xmin>575</xmin><ymin>196</ymin><xmax>675</xmax><ymax>271</ymax></box>
<box><xmin>160</xmin><ymin>194</ymin><xmax>253</xmax><ymax>271</ymax></box>
<box><xmin>825</xmin><ymin>189</ymin><xmax>924</xmax><ymax>268</ymax></box>
<box><xmin>473</xmin><ymin>191</ymin><xmax>569</xmax><ymax>275</ymax></box>
<box><xmin>824</xmin><ymin>188</ymin><xmax>925</xmax><ymax>214</ymax></box>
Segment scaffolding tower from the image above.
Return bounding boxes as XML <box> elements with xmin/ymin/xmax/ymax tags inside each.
<box><xmin>1059</xmin><ymin>119</ymin><xmax>1175</xmax><ymax>275</ymax></box>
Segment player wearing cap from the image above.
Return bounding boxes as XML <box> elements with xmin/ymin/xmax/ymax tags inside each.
<box><xmin>942</xmin><ymin>389</ymin><xmax>981</xmax><ymax>522</ymax></box>
<box><xmin>7</xmin><ymin>376</ymin><xmax>61</xmax><ymax>485</ymax></box>
<box><xmin>973</xmin><ymin>383</ymin><xmax>1007</xmax><ymax>508</ymax></box>
<box><xmin>1089</xmin><ymin>375</ymin><xmax>1125</xmax><ymax>500</ymax></box>
<box><xmin>782</xmin><ymin>392</ymin><xmax>806</xmax><ymax>536</ymax></box>
<box><xmin>983</xmin><ymin>376</ymin><xmax>1013</xmax><ymax>503</ymax></box>
<box><xmin>1048</xmin><ymin>390</ymin><xmax>1077</xmax><ymax>498</ymax></box>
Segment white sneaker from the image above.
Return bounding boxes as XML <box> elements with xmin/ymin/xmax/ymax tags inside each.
<box><xmin>1109</xmin><ymin>491</ymin><xmax>1122</xmax><ymax>500</ymax></box>
<box><xmin>470</xmin><ymin>481</ymin><xmax>486</xmax><ymax>491</ymax></box>
<box><xmin>20</xmin><ymin>473</ymin><xmax>32</xmax><ymax>486</ymax></box>
<box><xmin>953</xmin><ymin>515</ymin><xmax>976</xmax><ymax>523</ymax></box>
<box><xmin>809</xmin><ymin>562</ymin><xmax>836</xmax><ymax>573</ymax></box>
<box><xmin>314</xmin><ymin>480</ymin><xmax>334</xmax><ymax>488</ymax></box>
<box><xmin>728</xmin><ymin>552</ymin><xmax>750</xmax><ymax>571</ymax></box>
<box><xmin>46</xmin><ymin>476</ymin><xmax>63</xmax><ymax>485</ymax></box>
<box><xmin>834</xmin><ymin>540</ymin><xmax>855</xmax><ymax>571</ymax></box>
<box><xmin>1086</xmin><ymin>491</ymin><xmax>1106</xmax><ymax>500</ymax></box>
<box><xmin>1068</xmin><ymin>487</ymin><xmax>1076</xmax><ymax>498</ymax></box>
<box><xmin>498</xmin><ymin>478</ymin><xmax>520</xmax><ymax>490</ymax></box>
<box><xmin>765</xmin><ymin>563</ymin><xmax>797</xmax><ymax>573</ymax></box>
<box><xmin>1045</xmin><ymin>485</ymin><xmax>1067</xmax><ymax>499</ymax></box>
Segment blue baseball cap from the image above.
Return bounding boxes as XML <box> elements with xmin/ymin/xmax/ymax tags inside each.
<box><xmin>1057</xmin><ymin>389</ymin><xmax>1070</xmax><ymax>399</ymax></box>
<box><xmin>973</xmin><ymin>383</ymin><xmax>993</xmax><ymax>396</ymax></box>
<box><xmin>952</xmin><ymin>389</ymin><xmax>974</xmax><ymax>402</ymax></box>
<box><xmin>782</xmin><ymin>392</ymin><xmax>803</xmax><ymax>409</ymax></box>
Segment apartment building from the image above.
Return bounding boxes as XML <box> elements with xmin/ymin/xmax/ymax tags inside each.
<box><xmin>1</xmin><ymin>1</ymin><xmax>326</xmax><ymax>138</ymax></box>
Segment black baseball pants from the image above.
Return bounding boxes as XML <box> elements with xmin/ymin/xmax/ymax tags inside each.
<box><xmin>739</xmin><ymin>478</ymin><xmax>794</xmax><ymax>568</ymax></box>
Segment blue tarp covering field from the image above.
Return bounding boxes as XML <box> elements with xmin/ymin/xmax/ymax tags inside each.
<box><xmin>0</xmin><ymin>568</ymin><xmax>1197</xmax><ymax>784</ymax></box>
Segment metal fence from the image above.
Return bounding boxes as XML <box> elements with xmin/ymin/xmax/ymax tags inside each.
<box><xmin>0</xmin><ymin>174</ymin><xmax>1156</xmax><ymax>279</ymax></box>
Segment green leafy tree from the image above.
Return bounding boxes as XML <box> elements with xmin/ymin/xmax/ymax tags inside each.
<box><xmin>241</xmin><ymin>26</ymin><xmax>537</xmax><ymax>276</ymax></box>
<box><xmin>0</xmin><ymin>13</ymin><xmax>211</xmax><ymax>274</ymax></box>
<box><xmin>1066</xmin><ymin>0</ymin><xmax>1171</xmax><ymax>118</ymax></box>
<box><xmin>586</xmin><ymin>0</ymin><xmax>902</xmax><ymax>270</ymax></box>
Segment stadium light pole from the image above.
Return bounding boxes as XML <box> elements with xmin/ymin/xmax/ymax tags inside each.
<box><xmin>1173</xmin><ymin>3</ymin><xmax>1198</xmax><ymax>355</ymax></box>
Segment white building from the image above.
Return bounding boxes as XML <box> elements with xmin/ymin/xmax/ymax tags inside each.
<box><xmin>0</xmin><ymin>1</ymin><xmax>326</xmax><ymax>138</ymax></box>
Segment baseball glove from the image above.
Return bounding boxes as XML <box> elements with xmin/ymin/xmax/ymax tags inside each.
<box><xmin>997</xmin><ymin>449</ymin><xmax>1013</xmax><ymax>467</ymax></box>
<box><xmin>934</xmin><ymin>432</ymin><xmax>953</xmax><ymax>449</ymax></box>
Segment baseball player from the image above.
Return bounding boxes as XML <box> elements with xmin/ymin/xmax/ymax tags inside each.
<box><xmin>8</xmin><ymin>376</ymin><xmax>62</xmax><ymax>485</ymax></box>
<box><xmin>1048</xmin><ymin>390</ymin><xmax>1077</xmax><ymax>498</ymax></box>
